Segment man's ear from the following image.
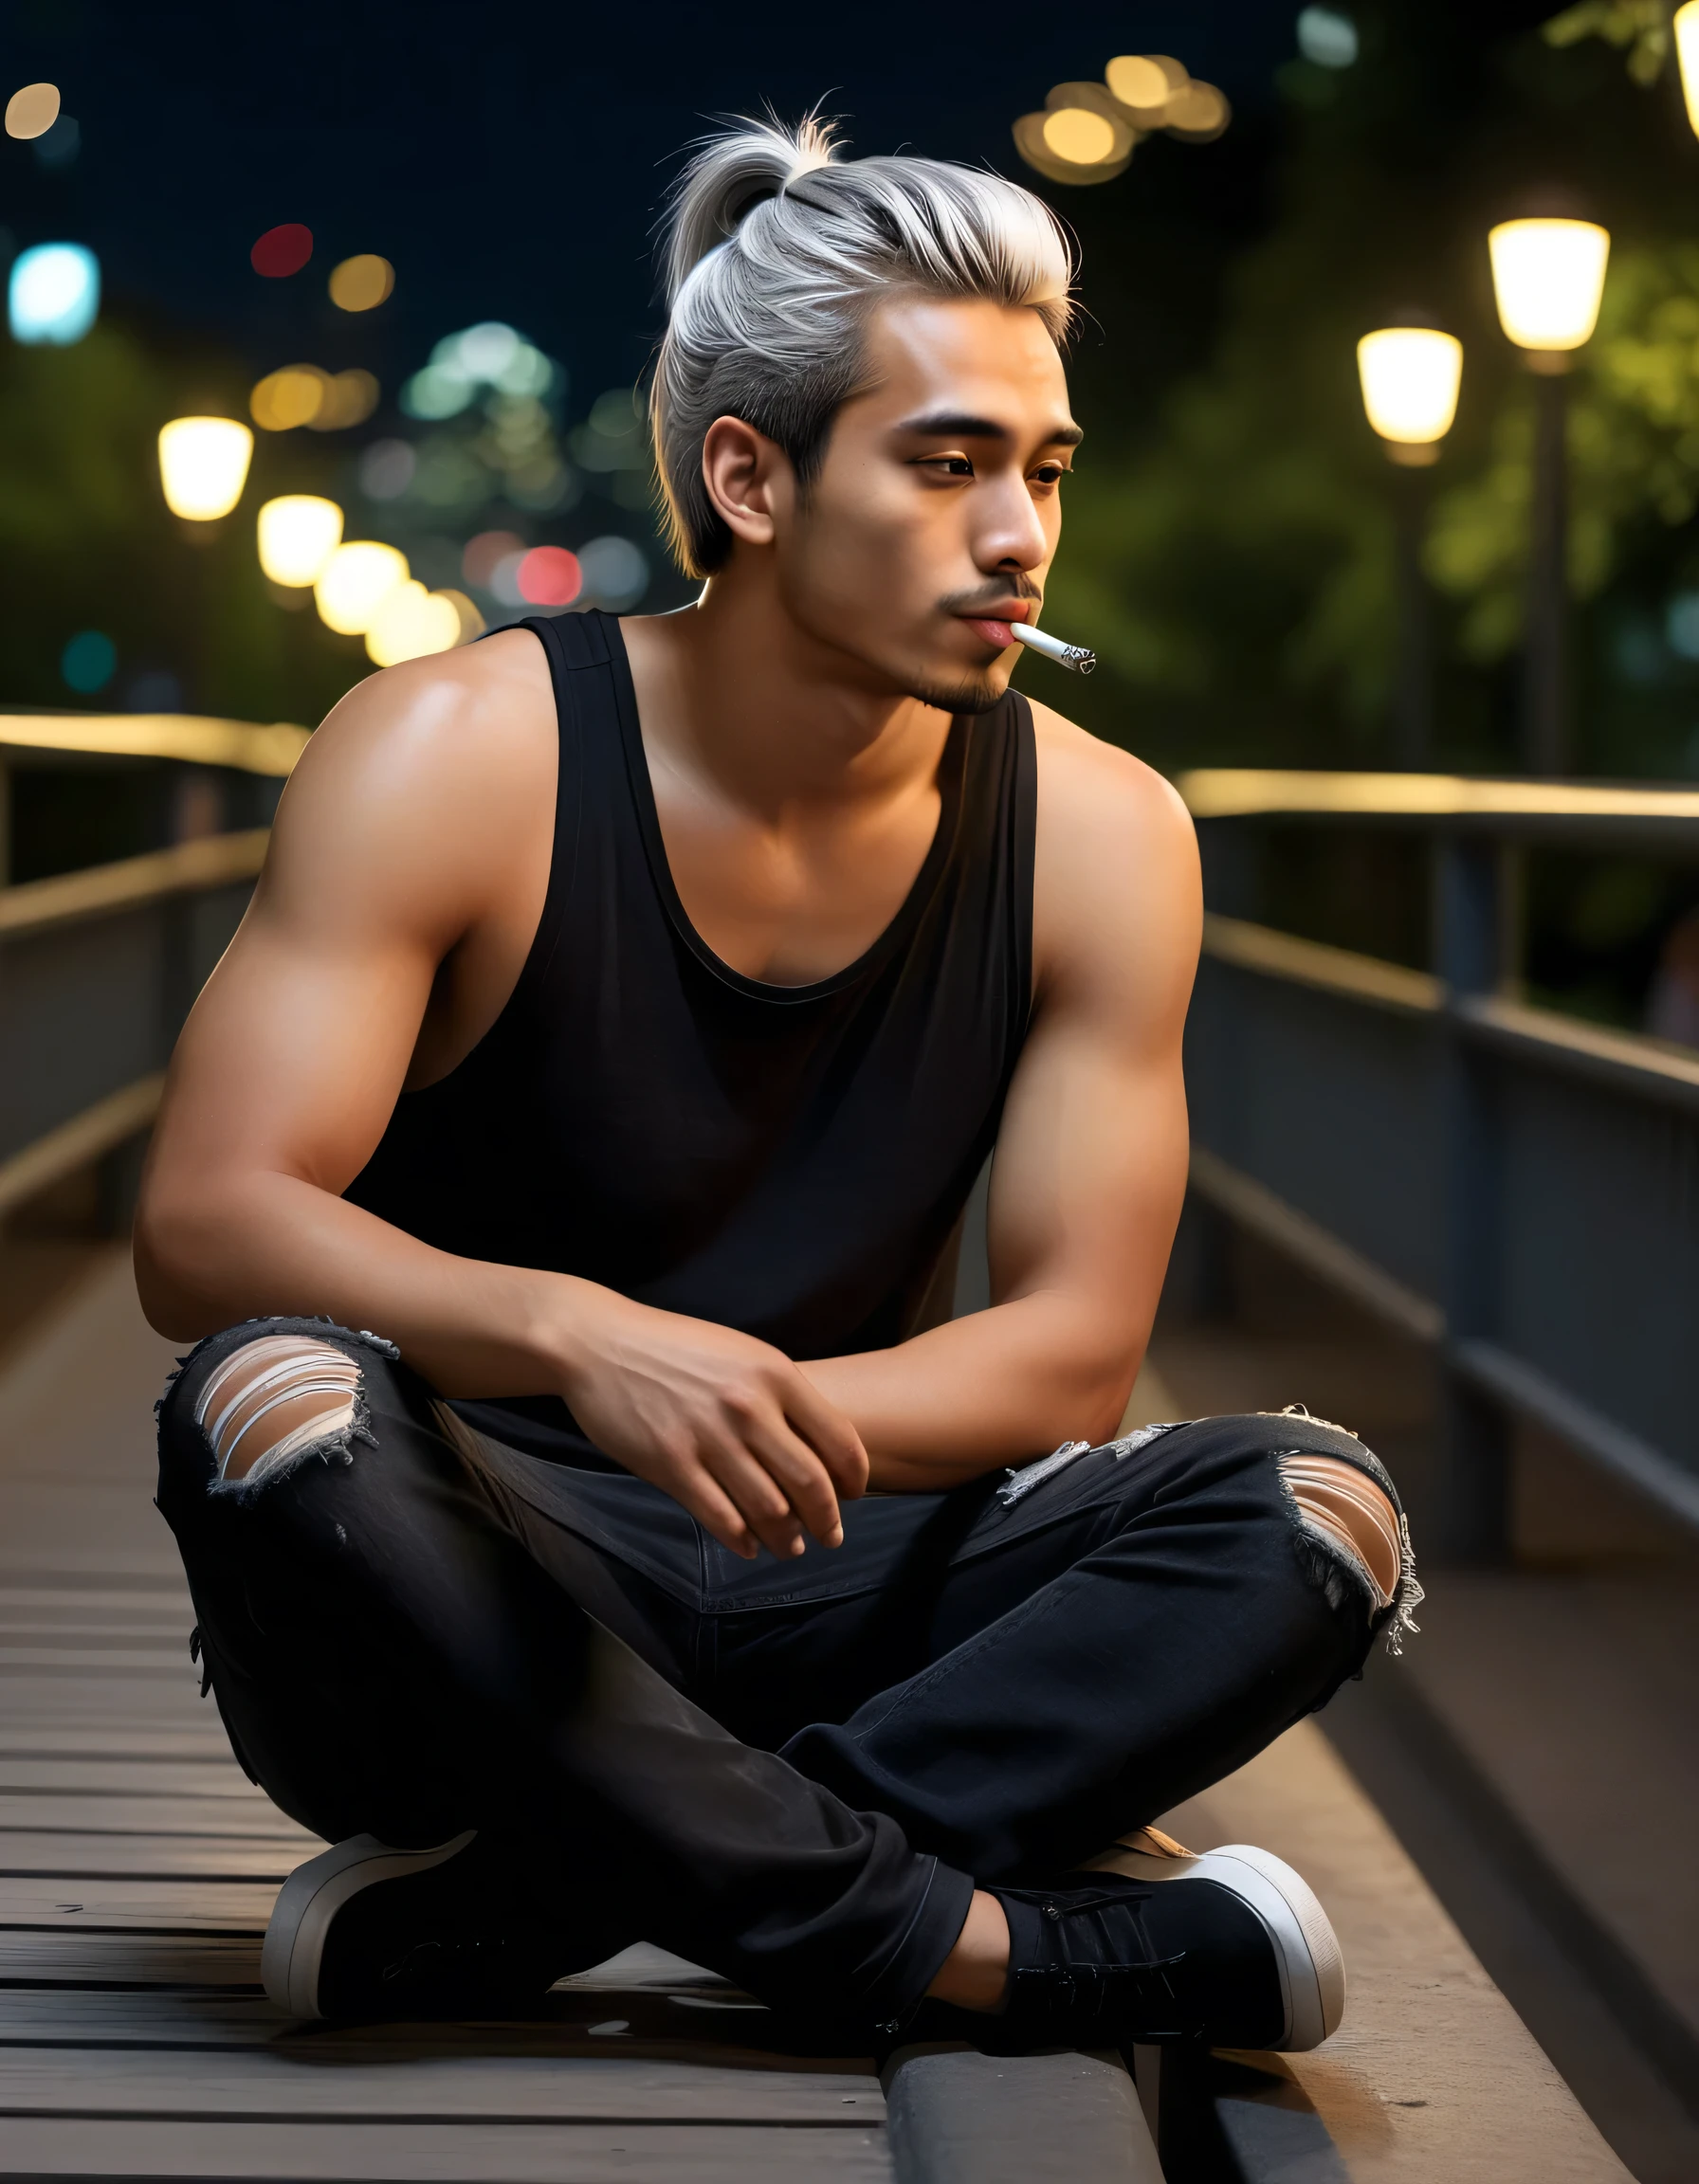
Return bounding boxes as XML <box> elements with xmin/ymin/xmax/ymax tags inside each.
<box><xmin>701</xmin><ymin>416</ymin><xmax>795</xmax><ymax>548</ymax></box>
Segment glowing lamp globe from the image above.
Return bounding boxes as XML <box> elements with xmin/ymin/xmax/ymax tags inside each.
<box><xmin>258</xmin><ymin>496</ymin><xmax>343</xmax><ymax>587</ymax></box>
<box><xmin>1676</xmin><ymin>2</ymin><xmax>1699</xmax><ymax>136</ymax></box>
<box><xmin>314</xmin><ymin>541</ymin><xmax>409</xmax><ymax>634</ymax></box>
<box><xmin>9</xmin><ymin>243</ymin><xmax>100</xmax><ymax>344</ymax></box>
<box><xmin>1488</xmin><ymin>219</ymin><xmax>1610</xmax><ymax>354</ymax></box>
<box><xmin>157</xmin><ymin>417</ymin><xmax>254</xmax><ymax>520</ymax></box>
<box><xmin>1356</xmin><ymin>329</ymin><xmax>1463</xmax><ymax>462</ymax></box>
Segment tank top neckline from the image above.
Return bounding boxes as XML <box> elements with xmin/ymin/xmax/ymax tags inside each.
<box><xmin>601</xmin><ymin>614</ymin><xmax>971</xmax><ymax>1008</ymax></box>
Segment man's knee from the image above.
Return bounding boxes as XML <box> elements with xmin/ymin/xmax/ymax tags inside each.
<box><xmin>157</xmin><ymin>1319</ymin><xmax>400</xmax><ymax>1502</ymax></box>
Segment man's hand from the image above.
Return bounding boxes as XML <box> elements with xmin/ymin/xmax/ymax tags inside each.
<box><xmin>551</xmin><ymin>1283</ymin><xmax>869</xmax><ymax>1558</ymax></box>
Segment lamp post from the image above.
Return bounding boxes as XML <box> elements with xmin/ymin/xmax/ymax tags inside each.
<box><xmin>1356</xmin><ymin>324</ymin><xmax>1463</xmax><ymax>767</ymax></box>
<box><xmin>1486</xmin><ymin>217</ymin><xmax>1611</xmax><ymax>774</ymax></box>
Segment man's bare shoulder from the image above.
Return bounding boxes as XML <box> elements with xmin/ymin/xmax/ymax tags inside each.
<box><xmin>1027</xmin><ymin>696</ymin><xmax>1194</xmax><ymax>864</ymax></box>
<box><xmin>260</xmin><ymin>629</ymin><xmax>557</xmax><ymax>936</ymax></box>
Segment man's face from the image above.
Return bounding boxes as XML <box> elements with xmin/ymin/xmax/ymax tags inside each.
<box><xmin>774</xmin><ymin>296</ymin><xmax>1080</xmax><ymax>713</ymax></box>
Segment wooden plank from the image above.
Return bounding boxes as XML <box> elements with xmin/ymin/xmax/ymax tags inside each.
<box><xmin>0</xmin><ymin>1728</ymin><xmax>236</xmax><ymax>1759</ymax></box>
<box><xmin>0</xmin><ymin>1877</ymin><xmax>278</xmax><ymax>1930</ymax></box>
<box><xmin>0</xmin><ymin>1833</ymin><xmax>304</xmax><ymax>1877</ymax></box>
<box><xmin>0</xmin><ymin>2117</ymin><xmax>892</xmax><ymax>2182</ymax></box>
<box><xmin>0</xmin><ymin>2046</ymin><xmax>886</xmax><ymax>2120</ymax></box>
<box><xmin>0</xmin><ymin>1930</ymin><xmax>262</xmax><ymax>1985</ymax></box>
<box><xmin>0</xmin><ymin>1793</ymin><xmax>313</xmax><ymax>1837</ymax></box>
<box><xmin>0</xmin><ymin>1760</ymin><xmax>270</xmax><ymax>1795</ymax></box>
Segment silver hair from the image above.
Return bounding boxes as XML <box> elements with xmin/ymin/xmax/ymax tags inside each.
<box><xmin>650</xmin><ymin>111</ymin><xmax>1077</xmax><ymax>578</ymax></box>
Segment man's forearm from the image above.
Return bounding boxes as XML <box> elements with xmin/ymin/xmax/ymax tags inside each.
<box><xmin>136</xmin><ymin>1168</ymin><xmax>577</xmax><ymax>1401</ymax></box>
<box><xmin>803</xmin><ymin>1290</ymin><xmax>1140</xmax><ymax>1491</ymax></box>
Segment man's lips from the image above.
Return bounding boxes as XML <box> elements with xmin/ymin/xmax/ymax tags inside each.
<box><xmin>959</xmin><ymin>605</ymin><xmax>1033</xmax><ymax>650</ymax></box>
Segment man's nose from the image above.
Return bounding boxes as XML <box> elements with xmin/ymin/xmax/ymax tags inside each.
<box><xmin>974</xmin><ymin>478</ymin><xmax>1050</xmax><ymax>574</ymax></box>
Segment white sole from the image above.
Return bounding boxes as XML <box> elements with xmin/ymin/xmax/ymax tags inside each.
<box><xmin>1084</xmin><ymin>1839</ymin><xmax>1345</xmax><ymax>2049</ymax></box>
<box><xmin>261</xmin><ymin>1829</ymin><xmax>477</xmax><ymax>2019</ymax></box>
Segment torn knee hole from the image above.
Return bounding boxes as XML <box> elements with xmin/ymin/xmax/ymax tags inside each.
<box><xmin>195</xmin><ymin>1336</ymin><xmax>365</xmax><ymax>1493</ymax></box>
<box><xmin>1278</xmin><ymin>1454</ymin><xmax>1403</xmax><ymax>1611</ymax></box>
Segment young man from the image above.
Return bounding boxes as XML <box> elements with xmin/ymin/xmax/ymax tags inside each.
<box><xmin>138</xmin><ymin>117</ymin><xmax>1413</xmax><ymax>2049</ymax></box>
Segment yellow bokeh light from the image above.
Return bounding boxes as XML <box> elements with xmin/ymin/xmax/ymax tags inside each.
<box><xmin>1488</xmin><ymin>218</ymin><xmax>1611</xmax><ymax>352</ymax></box>
<box><xmin>157</xmin><ymin>417</ymin><xmax>254</xmax><ymax>521</ymax></box>
<box><xmin>257</xmin><ymin>495</ymin><xmax>344</xmax><ymax>588</ymax></box>
<box><xmin>310</xmin><ymin>369</ymin><xmax>380</xmax><ymax>431</ymax></box>
<box><xmin>365</xmin><ymin>582</ymin><xmax>463</xmax><ymax>666</ymax></box>
<box><xmin>435</xmin><ymin>588</ymin><xmax>485</xmax><ymax>644</ymax></box>
<box><xmin>5</xmin><ymin>82</ymin><xmax>60</xmax><ymax>138</ymax></box>
<box><xmin>251</xmin><ymin>365</ymin><xmax>329</xmax><ymax>432</ymax></box>
<box><xmin>1042</xmin><ymin>107</ymin><xmax>1117</xmax><ymax>164</ymax></box>
<box><xmin>329</xmin><ymin>254</ymin><xmax>394</xmax><ymax>313</ymax></box>
<box><xmin>1105</xmin><ymin>55</ymin><xmax>1177</xmax><ymax>112</ymax></box>
<box><xmin>1356</xmin><ymin>329</ymin><xmax>1463</xmax><ymax>447</ymax></box>
<box><xmin>1163</xmin><ymin>82</ymin><xmax>1231</xmax><ymax>137</ymax></box>
<box><xmin>314</xmin><ymin>541</ymin><xmax>409</xmax><ymax>635</ymax></box>
<box><xmin>1677</xmin><ymin>1</ymin><xmax>1699</xmax><ymax>136</ymax></box>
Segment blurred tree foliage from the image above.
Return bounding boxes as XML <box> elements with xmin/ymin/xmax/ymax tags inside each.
<box><xmin>1040</xmin><ymin>0</ymin><xmax>1699</xmax><ymax>779</ymax></box>
<box><xmin>0</xmin><ymin>318</ymin><xmax>365</xmax><ymax>728</ymax></box>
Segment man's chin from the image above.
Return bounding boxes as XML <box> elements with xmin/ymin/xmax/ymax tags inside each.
<box><xmin>905</xmin><ymin>667</ymin><xmax>1008</xmax><ymax>717</ymax></box>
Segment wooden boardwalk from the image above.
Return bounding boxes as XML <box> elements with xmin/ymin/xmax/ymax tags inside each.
<box><xmin>0</xmin><ymin>1252</ymin><xmax>1635</xmax><ymax>2180</ymax></box>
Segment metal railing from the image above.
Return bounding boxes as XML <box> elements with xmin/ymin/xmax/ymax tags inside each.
<box><xmin>0</xmin><ymin>712</ymin><xmax>298</xmax><ymax>1218</ymax></box>
<box><xmin>1178</xmin><ymin>768</ymin><xmax>1699</xmax><ymax>1555</ymax></box>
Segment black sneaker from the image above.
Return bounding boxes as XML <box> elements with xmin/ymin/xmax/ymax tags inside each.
<box><xmin>989</xmin><ymin>1842</ymin><xmax>1345</xmax><ymax>2051</ymax></box>
<box><xmin>261</xmin><ymin>1829</ymin><xmax>619</xmax><ymax>2021</ymax></box>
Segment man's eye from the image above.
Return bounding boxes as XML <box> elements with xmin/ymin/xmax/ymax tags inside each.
<box><xmin>1032</xmin><ymin>464</ymin><xmax>1069</xmax><ymax>486</ymax></box>
<box><xmin>924</xmin><ymin>456</ymin><xmax>975</xmax><ymax>478</ymax></box>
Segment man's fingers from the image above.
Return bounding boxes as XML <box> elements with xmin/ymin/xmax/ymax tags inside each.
<box><xmin>703</xmin><ymin>1443</ymin><xmax>809</xmax><ymax>1560</ymax></box>
<box><xmin>672</xmin><ymin>1467</ymin><xmax>761</xmax><ymax>1560</ymax></box>
<box><xmin>782</xmin><ymin>1373</ymin><xmax>870</xmax><ymax>1500</ymax></box>
<box><xmin>741</xmin><ymin>1417</ymin><xmax>845</xmax><ymax>1546</ymax></box>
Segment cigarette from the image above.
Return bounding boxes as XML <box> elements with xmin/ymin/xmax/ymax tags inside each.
<box><xmin>1012</xmin><ymin>623</ymin><xmax>1096</xmax><ymax>675</ymax></box>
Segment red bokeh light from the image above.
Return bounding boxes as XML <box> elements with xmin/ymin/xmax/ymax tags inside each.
<box><xmin>250</xmin><ymin>224</ymin><xmax>314</xmax><ymax>279</ymax></box>
<box><xmin>517</xmin><ymin>546</ymin><xmax>582</xmax><ymax>607</ymax></box>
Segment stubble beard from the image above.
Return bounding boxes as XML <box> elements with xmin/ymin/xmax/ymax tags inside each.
<box><xmin>902</xmin><ymin>667</ymin><xmax>1007</xmax><ymax>717</ymax></box>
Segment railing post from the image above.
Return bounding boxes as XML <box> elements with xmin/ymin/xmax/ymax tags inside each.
<box><xmin>1434</xmin><ymin>831</ymin><xmax>1510</xmax><ymax>1561</ymax></box>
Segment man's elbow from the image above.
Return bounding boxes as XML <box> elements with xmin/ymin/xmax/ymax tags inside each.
<box><xmin>133</xmin><ymin>1184</ymin><xmax>229</xmax><ymax>1342</ymax></box>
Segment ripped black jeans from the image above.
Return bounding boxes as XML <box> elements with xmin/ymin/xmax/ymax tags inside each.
<box><xmin>155</xmin><ymin>1317</ymin><xmax>1413</xmax><ymax>2028</ymax></box>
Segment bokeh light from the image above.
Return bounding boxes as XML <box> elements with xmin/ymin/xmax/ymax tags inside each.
<box><xmin>258</xmin><ymin>496</ymin><xmax>343</xmax><ymax>587</ymax></box>
<box><xmin>9</xmin><ymin>243</ymin><xmax>100</xmax><ymax>344</ymax></box>
<box><xmin>1678</xmin><ymin>2</ymin><xmax>1699</xmax><ymax>137</ymax></box>
<box><xmin>463</xmin><ymin>530</ymin><xmax>523</xmax><ymax>588</ymax></box>
<box><xmin>401</xmin><ymin>361</ymin><xmax>474</xmax><ymax>420</ymax></box>
<box><xmin>365</xmin><ymin>581</ymin><xmax>462</xmax><ymax>665</ymax></box>
<box><xmin>329</xmin><ymin>254</ymin><xmax>394</xmax><ymax>312</ymax></box>
<box><xmin>516</xmin><ymin>546</ymin><xmax>581</xmax><ymax>606</ymax></box>
<box><xmin>437</xmin><ymin>589</ymin><xmax>485</xmax><ymax>643</ymax></box>
<box><xmin>455</xmin><ymin>322</ymin><xmax>521</xmax><ymax>380</ymax></box>
<box><xmin>5</xmin><ymin>82</ymin><xmax>60</xmax><ymax>138</ymax></box>
<box><xmin>1488</xmin><ymin>219</ymin><xmax>1611</xmax><ymax>352</ymax></box>
<box><xmin>251</xmin><ymin>364</ymin><xmax>329</xmax><ymax>431</ymax></box>
<box><xmin>577</xmin><ymin>536</ymin><xmax>649</xmax><ymax>610</ymax></box>
<box><xmin>1163</xmin><ymin>82</ymin><xmax>1231</xmax><ymax>139</ymax></box>
<box><xmin>310</xmin><ymin>369</ymin><xmax>379</xmax><ymax>430</ymax></box>
<box><xmin>1104</xmin><ymin>55</ymin><xmax>1179</xmax><ymax>113</ymax></box>
<box><xmin>359</xmin><ymin>440</ymin><xmax>417</xmax><ymax>500</ymax></box>
<box><xmin>1297</xmin><ymin>8</ymin><xmax>1360</xmax><ymax>68</ymax></box>
<box><xmin>489</xmin><ymin>549</ymin><xmax>529</xmax><ymax>607</ymax></box>
<box><xmin>315</xmin><ymin>541</ymin><xmax>409</xmax><ymax>634</ymax></box>
<box><xmin>157</xmin><ymin>417</ymin><xmax>254</xmax><ymax>520</ymax></box>
<box><xmin>1043</xmin><ymin>108</ymin><xmax>1116</xmax><ymax>164</ymax></box>
<box><xmin>61</xmin><ymin>629</ymin><xmax>115</xmax><ymax>694</ymax></box>
<box><xmin>251</xmin><ymin>224</ymin><xmax>313</xmax><ymax>278</ymax></box>
<box><xmin>1356</xmin><ymin>329</ymin><xmax>1463</xmax><ymax>449</ymax></box>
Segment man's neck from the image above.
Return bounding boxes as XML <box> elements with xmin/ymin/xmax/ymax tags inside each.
<box><xmin>622</xmin><ymin>566</ymin><xmax>949</xmax><ymax>822</ymax></box>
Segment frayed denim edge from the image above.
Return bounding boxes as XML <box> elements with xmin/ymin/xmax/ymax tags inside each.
<box><xmin>1272</xmin><ymin>1450</ymin><xmax>1424</xmax><ymax>1656</ymax></box>
<box><xmin>204</xmin><ymin>1393</ymin><xmax>378</xmax><ymax>1502</ymax></box>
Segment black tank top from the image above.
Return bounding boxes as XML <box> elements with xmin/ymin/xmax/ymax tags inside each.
<box><xmin>346</xmin><ymin>611</ymin><xmax>1036</xmax><ymax>1466</ymax></box>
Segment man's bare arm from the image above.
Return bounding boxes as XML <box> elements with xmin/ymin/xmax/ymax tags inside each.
<box><xmin>803</xmin><ymin>711</ymin><xmax>1199</xmax><ymax>1489</ymax></box>
<box><xmin>136</xmin><ymin>640</ymin><xmax>866</xmax><ymax>1561</ymax></box>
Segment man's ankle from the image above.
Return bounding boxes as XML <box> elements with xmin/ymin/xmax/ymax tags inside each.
<box><xmin>924</xmin><ymin>1887</ymin><xmax>1011</xmax><ymax>2012</ymax></box>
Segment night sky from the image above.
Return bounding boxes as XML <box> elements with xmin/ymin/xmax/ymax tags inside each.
<box><xmin>0</xmin><ymin>0</ymin><xmax>1303</xmax><ymax>410</ymax></box>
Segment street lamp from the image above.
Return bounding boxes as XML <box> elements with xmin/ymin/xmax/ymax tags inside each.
<box><xmin>1357</xmin><ymin>325</ymin><xmax>1463</xmax><ymax>767</ymax></box>
<box><xmin>1487</xmin><ymin>216</ymin><xmax>1611</xmax><ymax>774</ymax></box>
<box><xmin>1673</xmin><ymin>2</ymin><xmax>1699</xmax><ymax>136</ymax></box>
<box><xmin>257</xmin><ymin>495</ymin><xmax>343</xmax><ymax>588</ymax></box>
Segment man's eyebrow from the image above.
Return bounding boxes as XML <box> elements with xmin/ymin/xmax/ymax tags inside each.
<box><xmin>894</xmin><ymin>410</ymin><xmax>1085</xmax><ymax>447</ymax></box>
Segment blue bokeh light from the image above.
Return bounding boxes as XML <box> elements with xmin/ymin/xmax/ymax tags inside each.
<box><xmin>62</xmin><ymin>630</ymin><xmax>117</xmax><ymax>694</ymax></box>
<box><xmin>9</xmin><ymin>243</ymin><xmax>100</xmax><ymax>345</ymax></box>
